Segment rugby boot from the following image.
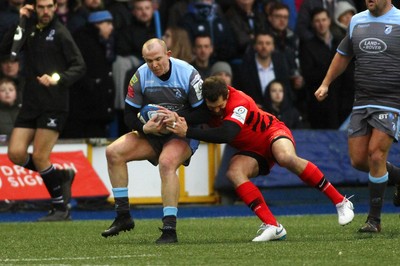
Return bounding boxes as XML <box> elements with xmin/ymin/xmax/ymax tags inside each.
<box><xmin>155</xmin><ymin>226</ymin><xmax>178</xmax><ymax>244</ymax></box>
<box><xmin>102</xmin><ymin>215</ymin><xmax>135</xmax><ymax>237</ymax></box>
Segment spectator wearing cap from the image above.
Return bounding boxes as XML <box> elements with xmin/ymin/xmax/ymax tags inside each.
<box><xmin>62</xmin><ymin>10</ymin><xmax>116</xmax><ymax>138</ymax></box>
<box><xmin>210</xmin><ymin>61</ymin><xmax>232</xmax><ymax>86</ymax></box>
<box><xmin>0</xmin><ymin>55</ymin><xmax>25</xmax><ymax>104</ymax></box>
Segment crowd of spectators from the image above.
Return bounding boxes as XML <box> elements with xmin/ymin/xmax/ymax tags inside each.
<box><xmin>2</xmin><ymin>0</ymin><xmax>400</xmax><ymax>139</ymax></box>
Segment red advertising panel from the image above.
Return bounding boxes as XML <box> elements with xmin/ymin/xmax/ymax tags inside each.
<box><xmin>0</xmin><ymin>151</ymin><xmax>109</xmax><ymax>201</ymax></box>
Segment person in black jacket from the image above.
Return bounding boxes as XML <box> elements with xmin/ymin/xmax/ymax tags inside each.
<box><xmin>299</xmin><ymin>7</ymin><xmax>344</xmax><ymax>129</ymax></box>
<box><xmin>62</xmin><ymin>10</ymin><xmax>115</xmax><ymax>138</ymax></box>
<box><xmin>0</xmin><ymin>0</ymin><xmax>86</xmax><ymax>221</ymax></box>
<box><xmin>264</xmin><ymin>79</ymin><xmax>305</xmax><ymax>129</ymax></box>
<box><xmin>235</xmin><ymin>31</ymin><xmax>294</xmax><ymax>110</ymax></box>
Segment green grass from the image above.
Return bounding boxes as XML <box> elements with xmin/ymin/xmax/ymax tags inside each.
<box><xmin>1</xmin><ymin>214</ymin><xmax>399</xmax><ymax>265</ymax></box>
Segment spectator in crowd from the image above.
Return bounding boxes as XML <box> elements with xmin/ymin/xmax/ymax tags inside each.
<box><xmin>67</xmin><ymin>0</ymin><xmax>104</xmax><ymax>33</ymax></box>
<box><xmin>0</xmin><ymin>78</ymin><xmax>21</xmax><ymax>138</ymax></box>
<box><xmin>113</xmin><ymin>0</ymin><xmax>158</xmax><ymax>137</ymax></box>
<box><xmin>162</xmin><ymin>26</ymin><xmax>193</xmax><ymax>63</ymax></box>
<box><xmin>164</xmin><ymin>0</ymin><xmax>190</xmax><ymax>28</ymax></box>
<box><xmin>101</xmin><ymin>38</ymin><xmax>207</xmax><ymax>244</ymax></box>
<box><xmin>62</xmin><ymin>10</ymin><xmax>116</xmax><ymax>138</ymax></box>
<box><xmin>0</xmin><ymin>0</ymin><xmax>86</xmax><ymax>221</ymax></box>
<box><xmin>295</xmin><ymin>0</ymin><xmax>356</xmax><ymax>43</ymax></box>
<box><xmin>178</xmin><ymin>0</ymin><xmax>237</xmax><ymax>61</ymax></box>
<box><xmin>168</xmin><ymin>76</ymin><xmax>354</xmax><ymax>241</ymax></box>
<box><xmin>190</xmin><ymin>34</ymin><xmax>214</xmax><ymax>79</ymax></box>
<box><xmin>330</xmin><ymin>0</ymin><xmax>356</xmax><ymax>40</ymax></box>
<box><xmin>0</xmin><ymin>55</ymin><xmax>24</xmax><ymax>104</ymax></box>
<box><xmin>266</xmin><ymin>2</ymin><xmax>304</xmax><ymax>110</ymax></box>
<box><xmin>0</xmin><ymin>56</ymin><xmax>20</xmax><ymax>79</ymax></box>
<box><xmin>0</xmin><ymin>0</ymin><xmax>25</xmax><ymax>41</ymax></box>
<box><xmin>236</xmin><ymin>30</ymin><xmax>294</xmax><ymax>111</ymax></box>
<box><xmin>225</xmin><ymin>0</ymin><xmax>268</xmax><ymax>59</ymax></box>
<box><xmin>55</xmin><ymin>0</ymin><xmax>73</xmax><ymax>26</ymax></box>
<box><xmin>299</xmin><ymin>7</ymin><xmax>342</xmax><ymax>129</ymax></box>
<box><xmin>107</xmin><ymin>0</ymin><xmax>132</xmax><ymax>32</ymax></box>
<box><xmin>264</xmin><ymin>79</ymin><xmax>304</xmax><ymax>129</ymax></box>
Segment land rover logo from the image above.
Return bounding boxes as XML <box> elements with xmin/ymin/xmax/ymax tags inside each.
<box><xmin>359</xmin><ymin>38</ymin><xmax>387</xmax><ymax>53</ymax></box>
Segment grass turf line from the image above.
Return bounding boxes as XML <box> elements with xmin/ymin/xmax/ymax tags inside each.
<box><xmin>1</xmin><ymin>214</ymin><xmax>399</xmax><ymax>265</ymax></box>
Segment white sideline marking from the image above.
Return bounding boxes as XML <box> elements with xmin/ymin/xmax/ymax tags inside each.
<box><xmin>1</xmin><ymin>254</ymin><xmax>158</xmax><ymax>262</ymax></box>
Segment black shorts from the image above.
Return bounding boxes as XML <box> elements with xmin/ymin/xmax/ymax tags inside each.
<box><xmin>235</xmin><ymin>150</ymin><xmax>270</xmax><ymax>176</ymax></box>
<box><xmin>143</xmin><ymin>132</ymin><xmax>200</xmax><ymax>166</ymax></box>
<box><xmin>14</xmin><ymin>108</ymin><xmax>68</xmax><ymax>132</ymax></box>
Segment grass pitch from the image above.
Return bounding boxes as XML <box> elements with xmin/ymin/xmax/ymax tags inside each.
<box><xmin>1</xmin><ymin>213</ymin><xmax>399</xmax><ymax>265</ymax></box>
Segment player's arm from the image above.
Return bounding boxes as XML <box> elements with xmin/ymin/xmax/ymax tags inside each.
<box><xmin>169</xmin><ymin>115</ymin><xmax>241</xmax><ymax>143</ymax></box>
<box><xmin>124</xmin><ymin>103</ymin><xmax>144</xmax><ymax>133</ymax></box>
<box><xmin>177</xmin><ymin>102</ymin><xmax>212</xmax><ymax>125</ymax></box>
<box><xmin>315</xmin><ymin>52</ymin><xmax>351</xmax><ymax>102</ymax></box>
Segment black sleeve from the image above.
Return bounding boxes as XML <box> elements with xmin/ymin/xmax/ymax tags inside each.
<box><xmin>124</xmin><ymin>103</ymin><xmax>144</xmax><ymax>133</ymax></box>
<box><xmin>186</xmin><ymin>120</ymin><xmax>241</xmax><ymax>143</ymax></box>
<box><xmin>177</xmin><ymin>102</ymin><xmax>212</xmax><ymax>125</ymax></box>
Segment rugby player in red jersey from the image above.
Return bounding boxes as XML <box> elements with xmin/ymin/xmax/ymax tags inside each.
<box><xmin>166</xmin><ymin>76</ymin><xmax>354</xmax><ymax>242</ymax></box>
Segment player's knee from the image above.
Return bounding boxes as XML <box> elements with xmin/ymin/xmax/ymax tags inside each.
<box><xmin>368</xmin><ymin>150</ymin><xmax>386</xmax><ymax>163</ymax></box>
<box><xmin>276</xmin><ymin>153</ymin><xmax>297</xmax><ymax>169</ymax></box>
<box><xmin>105</xmin><ymin>144</ymin><xmax>122</xmax><ymax>165</ymax></box>
<box><xmin>225</xmin><ymin>168</ymin><xmax>246</xmax><ymax>185</ymax></box>
<box><xmin>7</xmin><ymin>148</ymin><xmax>25</xmax><ymax>165</ymax></box>
<box><xmin>158</xmin><ymin>156</ymin><xmax>179</xmax><ymax>174</ymax></box>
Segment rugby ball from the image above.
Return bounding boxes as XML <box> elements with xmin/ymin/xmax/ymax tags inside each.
<box><xmin>138</xmin><ymin>104</ymin><xmax>164</xmax><ymax>124</ymax></box>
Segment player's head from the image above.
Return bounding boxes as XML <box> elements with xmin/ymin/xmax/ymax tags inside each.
<box><xmin>142</xmin><ymin>38</ymin><xmax>172</xmax><ymax>77</ymax></box>
<box><xmin>202</xmin><ymin>76</ymin><xmax>229</xmax><ymax>115</ymax></box>
<box><xmin>34</xmin><ymin>0</ymin><xmax>57</xmax><ymax>27</ymax></box>
<box><xmin>365</xmin><ymin>0</ymin><xmax>392</xmax><ymax>17</ymax></box>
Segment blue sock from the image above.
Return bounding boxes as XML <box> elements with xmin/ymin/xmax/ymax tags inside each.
<box><xmin>369</xmin><ymin>172</ymin><xmax>388</xmax><ymax>183</ymax></box>
<box><xmin>163</xmin><ymin>206</ymin><xmax>178</xmax><ymax>217</ymax></box>
<box><xmin>112</xmin><ymin>188</ymin><xmax>130</xmax><ymax>216</ymax></box>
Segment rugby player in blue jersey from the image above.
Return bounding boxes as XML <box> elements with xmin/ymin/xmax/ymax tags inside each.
<box><xmin>315</xmin><ymin>0</ymin><xmax>400</xmax><ymax>233</ymax></box>
<box><xmin>101</xmin><ymin>38</ymin><xmax>208</xmax><ymax>243</ymax></box>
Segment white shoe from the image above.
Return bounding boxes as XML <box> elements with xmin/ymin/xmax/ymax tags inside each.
<box><xmin>252</xmin><ymin>223</ymin><xmax>287</xmax><ymax>242</ymax></box>
<box><xmin>336</xmin><ymin>196</ymin><xmax>354</xmax><ymax>226</ymax></box>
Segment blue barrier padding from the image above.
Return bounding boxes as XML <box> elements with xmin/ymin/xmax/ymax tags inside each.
<box><xmin>251</xmin><ymin>130</ymin><xmax>400</xmax><ymax>188</ymax></box>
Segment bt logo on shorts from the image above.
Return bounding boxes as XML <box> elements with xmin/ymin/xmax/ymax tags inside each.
<box><xmin>378</xmin><ymin>113</ymin><xmax>389</xmax><ymax>120</ymax></box>
<box><xmin>47</xmin><ymin>118</ymin><xmax>58</xmax><ymax>128</ymax></box>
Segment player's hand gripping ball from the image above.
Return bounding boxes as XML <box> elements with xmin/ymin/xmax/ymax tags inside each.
<box><xmin>138</xmin><ymin>104</ymin><xmax>164</xmax><ymax>123</ymax></box>
<box><xmin>138</xmin><ymin>104</ymin><xmax>169</xmax><ymax>134</ymax></box>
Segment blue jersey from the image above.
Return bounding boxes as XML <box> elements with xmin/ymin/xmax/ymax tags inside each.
<box><xmin>337</xmin><ymin>6</ymin><xmax>400</xmax><ymax>111</ymax></box>
<box><xmin>125</xmin><ymin>57</ymin><xmax>203</xmax><ymax>112</ymax></box>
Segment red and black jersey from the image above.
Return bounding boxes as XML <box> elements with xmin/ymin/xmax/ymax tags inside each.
<box><xmin>210</xmin><ymin>86</ymin><xmax>277</xmax><ymax>154</ymax></box>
